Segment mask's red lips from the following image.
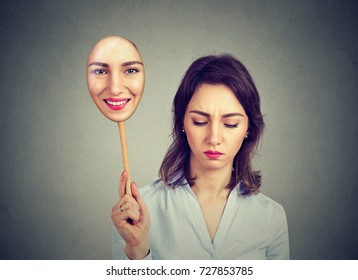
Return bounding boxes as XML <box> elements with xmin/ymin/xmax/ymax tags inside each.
<box><xmin>104</xmin><ymin>98</ymin><xmax>131</xmax><ymax>111</ymax></box>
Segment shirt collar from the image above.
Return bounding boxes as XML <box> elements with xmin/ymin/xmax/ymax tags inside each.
<box><xmin>169</xmin><ymin>171</ymin><xmax>245</xmax><ymax>196</ymax></box>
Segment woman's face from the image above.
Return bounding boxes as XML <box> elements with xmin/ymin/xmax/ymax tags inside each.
<box><xmin>183</xmin><ymin>83</ymin><xmax>249</xmax><ymax>173</ymax></box>
<box><xmin>86</xmin><ymin>36</ymin><xmax>145</xmax><ymax>122</ymax></box>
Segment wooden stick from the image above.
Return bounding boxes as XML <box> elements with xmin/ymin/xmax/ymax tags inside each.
<box><xmin>118</xmin><ymin>122</ymin><xmax>131</xmax><ymax>195</ymax></box>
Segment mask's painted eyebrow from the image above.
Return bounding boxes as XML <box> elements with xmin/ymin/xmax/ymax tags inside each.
<box><xmin>189</xmin><ymin>110</ymin><xmax>244</xmax><ymax>118</ymax></box>
<box><xmin>87</xmin><ymin>61</ymin><xmax>143</xmax><ymax>67</ymax></box>
<box><xmin>88</xmin><ymin>62</ymin><xmax>109</xmax><ymax>67</ymax></box>
<box><xmin>121</xmin><ymin>61</ymin><xmax>144</xmax><ymax>67</ymax></box>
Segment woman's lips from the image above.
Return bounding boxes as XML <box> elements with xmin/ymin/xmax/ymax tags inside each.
<box><xmin>204</xmin><ymin>150</ymin><xmax>224</xmax><ymax>159</ymax></box>
<box><xmin>104</xmin><ymin>98</ymin><xmax>131</xmax><ymax>111</ymax></box>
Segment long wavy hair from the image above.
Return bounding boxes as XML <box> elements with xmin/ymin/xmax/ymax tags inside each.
<box><xmin>159</xmin><ymin>54</ymin><xmax>264</xmax><ymax>195</ymax></box>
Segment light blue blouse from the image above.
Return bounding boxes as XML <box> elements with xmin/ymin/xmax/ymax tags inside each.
<box><xmin>112</xmin><ymin>178</ymin><xmax>289</xmax><ymax>260</ymax></box>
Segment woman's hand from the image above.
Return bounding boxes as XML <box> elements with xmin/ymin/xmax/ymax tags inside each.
<box><xmin>111</xmin><ymin>171</ymin><xmax>151</xmax><ymax>259</ymax></box>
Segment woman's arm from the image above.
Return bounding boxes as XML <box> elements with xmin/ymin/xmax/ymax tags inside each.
<box><xmin>111</xmin><ymin>171</ymin><xmax>151</xmax><ymax>260</ymax></box>
<box><xmin>266</xmin><ymin>206</ymin><xmax>290</xmax><ymax>260</ymax></box>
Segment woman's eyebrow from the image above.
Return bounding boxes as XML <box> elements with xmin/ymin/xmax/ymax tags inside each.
<box><xmin>189</xmin><ymin>110</ymin><xmax>210</xmax><ymax>117</ymax></box>
<box><xmin>189</xmin><ymin>110</ymin><xmax>244</xmax><ymax>118</ymax></box>
<box><xmin>222</xmin><ymin>113</ymin><xmax>244</xmax><ymax>118</ymax></box>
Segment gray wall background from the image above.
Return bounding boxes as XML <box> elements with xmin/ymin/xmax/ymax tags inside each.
<box><xmin>0</xmin><ymin>0</ymin><xmax>357</xmax><ymax>260</ymax></box>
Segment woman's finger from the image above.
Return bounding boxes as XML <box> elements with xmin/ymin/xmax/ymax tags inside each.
<box><xmin>113</xmin><ymin>197</ymin><xmax>140</xmax><ymax>220</ymax></box>
<box><xmin>118</xmin><ymin>170</ymin><xmax>128</xmax><ymax>199</ymax></box>
<box><xmin>131</xmin><ymin>182</ymin><xmax>150</xmax><ymax>225</ymax></box>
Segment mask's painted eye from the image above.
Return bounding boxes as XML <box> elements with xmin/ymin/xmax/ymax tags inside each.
<box><xmin>91</xmin><ymin>68</ymin><xmax>108</xmax><ymax>75</ymax></box>
<box><xmin>125</xmin><ymin>68</ymin><xmax>139</xmax><ymax>74</ymax></box>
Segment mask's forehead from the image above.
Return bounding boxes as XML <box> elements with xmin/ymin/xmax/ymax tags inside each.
<box><xmin>88</xmin><ymin>37</ymin><xmax>142</xmax><ymax>64</ymax></box>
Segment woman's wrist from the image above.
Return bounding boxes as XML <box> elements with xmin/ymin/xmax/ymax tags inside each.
<box><xmin>125</xmin><ymin>240</ymin><xmax>150</xmax><ymax>260</ymax></box>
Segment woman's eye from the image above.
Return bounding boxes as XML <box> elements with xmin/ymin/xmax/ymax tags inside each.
<box><xmin>91</xmin><ymin>68</ymin><xmax>108</xmax><ymax>75</ymax></box>
<box><xmin>125</xmin><ymin>68</ymin><xmax>139</xmax><ymax>74</ymax></box>
<box><xmin>225</xmin><ymin>123</ymin><xmax>239</xmax><ymax>128</ymax></box>
<box><xmin>193</xmin><ymin>121</ymin><xmax>207</xmax><ymax>126</ymax></box>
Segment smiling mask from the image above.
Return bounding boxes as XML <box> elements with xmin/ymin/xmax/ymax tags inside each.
<box><xmin>86</xmin><ymin>36</ymin><xmax>145</xmax><ymax>194</ymax></box>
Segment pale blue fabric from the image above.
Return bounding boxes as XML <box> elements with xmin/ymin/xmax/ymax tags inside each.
<box><xmin>112</xmin><ymin>178</ymin><xmax>289</xmax><ymax>260</ymax></box>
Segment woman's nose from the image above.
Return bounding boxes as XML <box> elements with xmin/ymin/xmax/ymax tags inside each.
<box><xmin>207</xmin><ymin>124</ymin><xmax>222</xmax><ymax>146</ymax></box>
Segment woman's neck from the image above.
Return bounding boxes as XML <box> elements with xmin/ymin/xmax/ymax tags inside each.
<box><xmin>190</xmin><ymin>164</ymin><xmax>233</xmax><ymax>200</ymax></box>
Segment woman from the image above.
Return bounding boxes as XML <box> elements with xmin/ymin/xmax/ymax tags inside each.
<box><xmin>111</xmin><ymin>54</ymin><xmax>289</xmax><ymax>260</ymax></box>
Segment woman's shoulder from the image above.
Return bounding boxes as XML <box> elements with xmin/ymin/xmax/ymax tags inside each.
<box><xmin>242</xmin><ymin>191</ymin><xmax>286</xmax><ymax>215</ymax></box>
<box><xmin>252</xmin><ymin>192</ymin><xmax>283</xmax><ymax>206</ymax></box>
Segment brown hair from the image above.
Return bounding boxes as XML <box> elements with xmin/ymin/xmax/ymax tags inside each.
<box><xmin>159</xmin><ymin>54</ymin><xmax>264</xmax><ymax>195</ymax></box>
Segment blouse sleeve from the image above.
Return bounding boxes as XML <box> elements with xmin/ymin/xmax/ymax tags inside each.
<box><xmin>266</xmin><ymin>205</ymin><xmax>290</xmax><ymax>260</ymax></box>
<box><xmin>112</xmin><ymin>226</ymin><xmax>152</xmax><ymax>260</ymax></box>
